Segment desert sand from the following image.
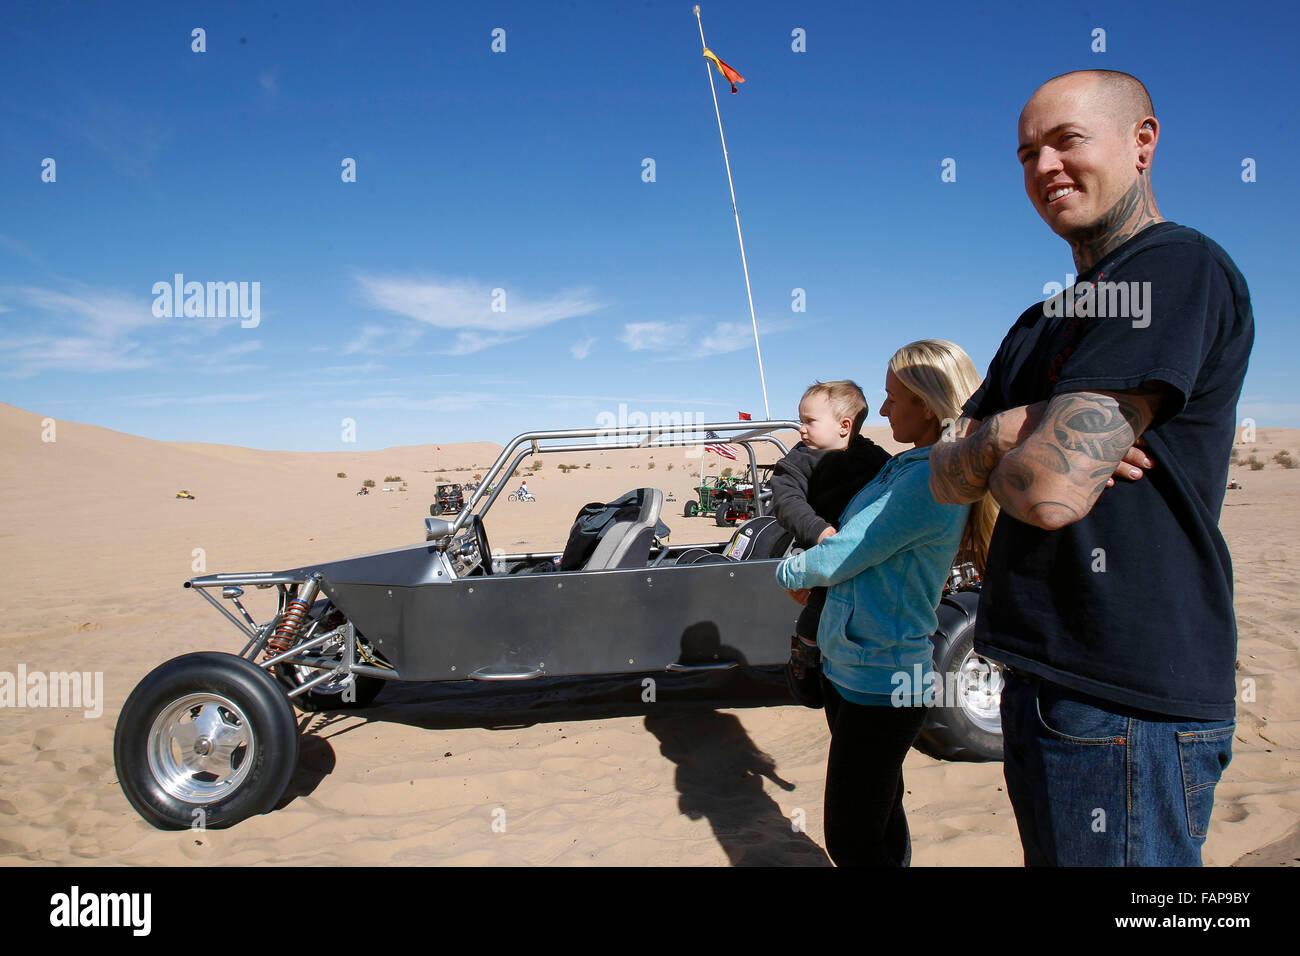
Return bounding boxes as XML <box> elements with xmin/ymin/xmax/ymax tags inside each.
<box><xmin>0</xmin><ymin>401</ymin><xmax>1295</xmax><ymax>866</ymax></box>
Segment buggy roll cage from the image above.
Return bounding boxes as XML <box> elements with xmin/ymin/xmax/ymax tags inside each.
<box><xmin>440</xmin><ymin>419</ymin><xmax>801</xmax><ymax>538</ymax></box>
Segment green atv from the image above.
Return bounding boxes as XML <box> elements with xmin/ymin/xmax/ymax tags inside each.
<box><xmin>685</xmin><ymin>471</ymin><xmax>771</xmax><ymax>527</ymax></box>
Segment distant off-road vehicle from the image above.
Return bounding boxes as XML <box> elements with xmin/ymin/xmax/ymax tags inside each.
<box><xmin>432</xmin><ymin>483</ymin><xmax>465</xmax><ymax>516</ymax></box>
<box><xmin>685</xmin><ymin>466</ymin><xmax>775</xmax><ymax>527</ymax></box>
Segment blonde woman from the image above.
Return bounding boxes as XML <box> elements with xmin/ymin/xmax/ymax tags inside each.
<box><xmin>776</xmin><ymin>340</ymin><xmax>997</xmax><ymax>866</ymax></box>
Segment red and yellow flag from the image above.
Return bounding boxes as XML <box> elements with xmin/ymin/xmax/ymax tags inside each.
<box><xmin>702</xmin><ymin>48</ymin><xmax>744</xmax><ymax>93</ymax></box>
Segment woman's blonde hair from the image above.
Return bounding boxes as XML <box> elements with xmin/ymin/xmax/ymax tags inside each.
<box><xmin>888</xmin><ymin>339</ymin><xmax>999</xmax><ymax>574</ymax></box>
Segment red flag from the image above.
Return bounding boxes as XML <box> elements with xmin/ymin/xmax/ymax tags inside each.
<box><xmin>738</xmin><ymin>412</ymin><xmax>752</xmax><ymax>421</ymax></box>
<box><xmin>702</xmin><ymin>48</ymin><xmax>745</xmax><ymax>94</ymax></box>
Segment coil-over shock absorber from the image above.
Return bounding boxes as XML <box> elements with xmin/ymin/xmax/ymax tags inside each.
<box><xmin>264</xmin><ymin>575</ymin><xmax>322</xmax><ymax>661</ymax></box>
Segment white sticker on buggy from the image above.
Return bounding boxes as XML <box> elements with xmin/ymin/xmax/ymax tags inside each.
<box><xmin>725</xmin><ymin>533</ymin><xmax>751</xmax><ymax>560</ymax></box>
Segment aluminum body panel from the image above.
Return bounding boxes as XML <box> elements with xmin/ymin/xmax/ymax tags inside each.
<box><xmin>316</xmin><ymin>557</ymin><xmax>793</xmax><ymax>681</ymax></box>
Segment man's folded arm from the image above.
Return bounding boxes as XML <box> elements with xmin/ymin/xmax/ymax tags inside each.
<box><xmin>987</xmin><ymin>384</ymin><xmax>1168</xmax><ymax>530</ymax></box>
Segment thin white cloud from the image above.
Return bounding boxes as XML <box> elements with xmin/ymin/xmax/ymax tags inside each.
<box><xmin>356</xmin><ymin>274</ymin><xmax>604</xmax><ymax>334</ymax></box>
<box><xmin>339</xmin><ymin>392</ymin><xmax>508</xmax><ymax>412</ymax></box>
<box><xmin>189</xmin><ymin>339</ymin><xmax>265</xmax><ymax>374</ymax></box>
<box><xmin>0</xmin><ymin>334</ymin><xmax>46</xmax><ymax>349</ymax></box>
<box><xmin>315</xmin><ymin>362</ymin><xmax>387</xmax><ymax>376</ymax></box>
<box><xmin>203</xmin><ymin>340</ymin><xmax>261</xmax><ymax>358</ymax></box>
<box><xmin>619</xmin><ymin>318</ymin><xmax>798</xmax><ymax>361</ymax></box>
<box><xmin>259</xmin><ymin>71</ymin><xmax>279</xmax><ymax>97</ymax></box>
<box><xmin>619</xmin><ymin>321</ymin><xmax>687</xmax><ymax>352</ymax></box>
<box><xmin>698</xmin><ymin>322</ymin><xmax>754</xmax><ymax>353</ymax></box>
<box><xmin>0</xmin><ymin>235</ymin><xmax>46</xmax><ymax>270</ymax></box>
<box><xmin>570</xmin><ymin>336</ymin><xmax>597</xmax><ymax>360</ymax></box>
<box><xmin>3</xmin><ymin>336</ymin><xmax>155</xmax><ymax>378</ymax></box>
<box><xmin>435</xmin><ymin>331</ymin><xmax>524</xmax><ymax>355</ymax></box>
<box><xmin>0</xmin><ymin>282</ymin><xmax>274</xmax><ymax>379</ymax></box>
<box><xmin>35</xmin><ymin>92</ymin><xmax>170</xmax><ymax>179</ymax></box>
<box><xmin>525</xmin><ymin>392</ymin><xmax>735</xmax><ymax>408</ymax></box>
<box><xmin>0</xmin><ymin>284</ymin><xmax>170</xmax><ymax>378</ymax></box>
<box><xmin>343</xmin><ymin>323</ymin><xmax>423</xmax><ymax>355</ymax></box>
<box><xmin>121</xmin><ymin>392</ymin><xmax>268</xmax><ymax>407</ymax></box>
<box><xmin>15</xmin><ymin>286</ymin><xmax>166</xmax><ymax>338</ymax></box>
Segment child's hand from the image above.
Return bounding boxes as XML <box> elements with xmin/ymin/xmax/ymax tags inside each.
<box><xmin>817</xmin><ymin>527</ymin><xmax>837</xmax><ymax>544</ymax></box>
<box><xmin>785</xmin><ymin>588</ymin><xmax>812</xmax><ymax>606</ymax></box>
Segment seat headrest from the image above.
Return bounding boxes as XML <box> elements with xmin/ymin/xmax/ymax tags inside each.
<box><xmin>635</xmin><ymin>488</ymin><xmax>663</xmax><ymax>527</ymax></box>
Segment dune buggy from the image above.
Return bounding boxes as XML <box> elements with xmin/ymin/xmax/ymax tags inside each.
<box><xmin>113</xmin><ymin>420</ymin><xmax>1002</xmax><ymax>830</ymax></box>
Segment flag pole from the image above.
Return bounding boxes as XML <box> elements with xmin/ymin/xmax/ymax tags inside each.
<box><xmin>692</xmin><ymin>4</ymin><xmax>771</xmax><ymax>420</ymax></box>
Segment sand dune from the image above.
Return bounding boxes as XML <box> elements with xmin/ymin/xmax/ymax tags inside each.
<box><xmin>0</xmin><ymin>401</ymin><xmax>1295</xmax><ymax>866</ymax></box>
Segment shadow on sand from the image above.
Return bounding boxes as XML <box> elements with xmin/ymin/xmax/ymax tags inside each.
<box><xmin>280</xmin><ymin>666</ymin><xmax>828</xmax><ymax>864</ymax></box>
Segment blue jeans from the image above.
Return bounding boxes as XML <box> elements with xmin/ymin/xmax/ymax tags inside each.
<box><xmin>999</xmin><ymin>670</ymin><xmax>1234</xmax><ymax>866</ymax></box>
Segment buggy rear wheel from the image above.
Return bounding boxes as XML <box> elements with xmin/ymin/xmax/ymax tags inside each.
<box><xmin>114</xmin><ymin>652</ymin><xmax>298</xmax><ymax>830</ymax></box>
<box><xmin>272</xmin><ymin>602</ymin><xmax>386</xmax><ymax>712</ymax></box>
<box><xmin>915</xmin><ymin>591</ymin><xmax>1004</xmax><ymax>762</ymax></box>
<box><xmin>281</xmin><ymin>666</ymin><xmax>385</xmax><ymax>712</ymax></box>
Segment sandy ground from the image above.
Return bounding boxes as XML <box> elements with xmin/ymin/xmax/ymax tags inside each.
<box><xmin>0</xmin><ymin>402</ymin><xmax>1295</xmax><ymax>866</ymax></box>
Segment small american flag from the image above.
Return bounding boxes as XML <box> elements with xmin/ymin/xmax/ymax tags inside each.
<box><xmin>704</xmin><ymin>430</ymin><xmax>739</xmax><ymax>460</ymax></box>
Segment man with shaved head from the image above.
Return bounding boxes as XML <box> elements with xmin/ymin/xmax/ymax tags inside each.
<box><xmin>929</xmin><ymin>70</ymin><xmax>1254</xmax><ymax>866</ymax></box>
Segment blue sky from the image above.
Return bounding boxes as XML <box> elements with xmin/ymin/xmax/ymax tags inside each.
<box><xmin>2</xmin><ymin>0</ymin><xmax>1296</xmax><ymax>450</ymax></box>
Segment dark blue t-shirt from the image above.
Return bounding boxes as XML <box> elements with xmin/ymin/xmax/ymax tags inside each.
<box><xmin>964</xmin><ymin>222</ymin><xmax>1254</xmax><ymax>719</ymax></box>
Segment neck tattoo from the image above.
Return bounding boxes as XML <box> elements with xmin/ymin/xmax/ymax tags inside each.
<box><xmin>1068</xmin><ymin>175</ymin><xmax>1163</xmax><ymax>272</ymax></box>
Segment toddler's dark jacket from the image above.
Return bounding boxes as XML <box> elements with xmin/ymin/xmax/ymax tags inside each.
<box><xmin>770</xmin><ymin>435</ymin><xmax>891</xmax><ymax>548</ymax></box>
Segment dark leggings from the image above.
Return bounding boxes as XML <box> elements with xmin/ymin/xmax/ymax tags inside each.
<box><xmin>821</xmin><ymin>673</ymin><xmax>928</xmax><ymax>866</ymax></box>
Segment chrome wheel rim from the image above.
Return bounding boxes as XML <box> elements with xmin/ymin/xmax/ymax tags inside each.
<box><xmin>956</xmin><ymin>650</ymin><xmax>1003</xmax><ymax>734</ymax></box>
<box><xmin>147</xmin><ymin>692</ymin><xmax>254</xmax><ymax>803</ymax></box>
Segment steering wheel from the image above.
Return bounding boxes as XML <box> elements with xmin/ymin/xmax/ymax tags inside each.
<box><xmin>450</xmin><ymin>514</ymin><xmax>494</xmax><ymax>576</ymax></box>
<box><xmin>470</xmin><ymin>513</ymin><xmax>493</xmax><ymax>575</ymax></box>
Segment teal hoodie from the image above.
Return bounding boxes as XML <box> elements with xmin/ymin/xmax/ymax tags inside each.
<box><xmin>775</xmin><ymin>446</ymin><xmax>970</xmax><ymax>702</ymax></box>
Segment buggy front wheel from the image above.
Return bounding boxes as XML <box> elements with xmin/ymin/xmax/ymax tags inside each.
<box><xmin>114</xmin><ymin>652</ymin><xmax>299</xmax><ymax>829</ymax></box>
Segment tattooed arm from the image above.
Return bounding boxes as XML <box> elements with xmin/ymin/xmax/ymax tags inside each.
<box><xmin>987</xmin><ymin>385</ymin><xmax>1167</xmax><ymax>529</ymax></box>
<box><xmin>930</xmin><ymin>395</ymin><xmax>1159</xmax><ymax>511</ymax></box>
<box><xmin>929</xmin><ymin>414</ymin><xmax>1003</xmax><ymax>505</ymax></box>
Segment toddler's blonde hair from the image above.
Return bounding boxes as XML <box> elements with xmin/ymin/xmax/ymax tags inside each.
<box><xmin>802</xmin><ymin>380</ymin><xmax>868</xmax><ymax>434</ymax></box>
